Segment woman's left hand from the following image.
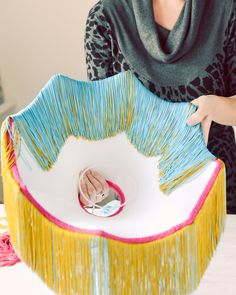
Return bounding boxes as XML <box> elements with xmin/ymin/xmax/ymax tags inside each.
<box><xmin>187</xmin><ymin>94</ymin><xmax>236</xmax><ymax>145</ymax></box>
<box><xmin>187</xmin><ymin>95</ymin><xmax>215</xmax><ymax>145</ymax></box>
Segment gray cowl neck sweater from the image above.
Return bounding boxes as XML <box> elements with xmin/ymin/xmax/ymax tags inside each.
<box><xmin>101</xmin><ymin>0</ymin><xmax>233</xmax><ymax>86</ymax></box>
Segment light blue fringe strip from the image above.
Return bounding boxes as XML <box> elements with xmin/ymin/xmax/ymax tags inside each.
<box><xmin>4</xmin><ymin>70</ymin><xmax>215</xmax><ymax>193</ymax></box>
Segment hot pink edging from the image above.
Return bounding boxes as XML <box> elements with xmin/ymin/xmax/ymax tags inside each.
<box><xmin>7</xmin><ymin>128</ymin><xmax>222</xmax><ymax>244</ymax></box>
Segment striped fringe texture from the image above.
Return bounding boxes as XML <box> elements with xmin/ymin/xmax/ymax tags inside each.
<box><xmin>1</xmin><ymin>125</ymin><xmax>227</xmax><ymax>295</ymax></box>
<box><xmin>3</xmin><ymin>70</ymin><xmax>215</xmax><ymax>193</ymax></box>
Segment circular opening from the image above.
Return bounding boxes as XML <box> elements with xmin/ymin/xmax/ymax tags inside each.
<box><xmin>78</xmin><ymin>180</ymin><xmax>125</xmax><ymax>217</ymax></box>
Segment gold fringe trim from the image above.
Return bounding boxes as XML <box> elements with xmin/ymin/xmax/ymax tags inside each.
<box><xmin>1</xmin><ymin>127</ymin><xmax>226</xmax><ymax>295</ymax></box>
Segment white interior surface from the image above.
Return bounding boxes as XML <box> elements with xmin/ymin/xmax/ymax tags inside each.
<box><xmin>16</xmin><ymin>132</ymin><xmax>217</xmax><ymax>239</ymax></box>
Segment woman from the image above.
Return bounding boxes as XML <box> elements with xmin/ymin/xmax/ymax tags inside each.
<box><xmin>80</xmin><ymin>0</ymin><xmax>236</xmax><ymax>213</ymax></box>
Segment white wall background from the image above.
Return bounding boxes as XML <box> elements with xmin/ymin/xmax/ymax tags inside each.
<box><xmin>0</xmin><ymin>0</ymin><xmax>97</xmax><ymax>110</ymax></box>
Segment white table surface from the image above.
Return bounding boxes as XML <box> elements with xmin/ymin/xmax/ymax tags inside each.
<box><xmin>0</xmin><ymin>205</ymin><xmax>235</xmax><ymax>295</ymax></box>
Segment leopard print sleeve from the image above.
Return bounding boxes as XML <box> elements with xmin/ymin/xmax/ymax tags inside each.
<box><xmin>224</xmin><ymin>0</ymin><xmax>236</xmax><ymax>96</ymax></box>
<box><xmin>84</xmin><ymin>1</ymin><xmax>114</xmax><ymax>81</ymax></box>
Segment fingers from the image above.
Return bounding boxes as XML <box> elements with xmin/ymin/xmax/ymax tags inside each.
<box><xmin>86</xmin><ymin>170</ymin><xmax>103</xmax><ymax>193</ymax></box>
<box><xmin>79</xmin><ymin>168</ymin><xmax>110</xmax><ymax>206</ymax></box>
<box><xmin>187</xmin><ymin>110</ymin><xmax>212</xmax><ymax>145</ymax></box>
<box><xmin>190</xmin><ymin>98</ymin><xmax>200</xmax><ymax>107</ymax></box>
<box><xmin>79</xmin><ymin>168</ymin><xmax>95</xmax><ymax>205</ymax></box>
<box><xmin>80</xmin><ymin>179</ymin><xmax>89</xmax><ymax>198</ymax></box>
<box><xmin>79</xmin><ymin>185</ymin><xmax>91</xmax><ymax>206</ymax></box>
<box><xmin>80</xmin><ymin>193</ymin><xmax>90</xmax><ymax>206</ymax></box>
<box><xmin>90</xmin><ymin>170</ymin><xmax>110</xmax><ymax>195</ymax></box>
<box><xmin>79</xmin><ymin>176</ymin><xmax>93</xmax><ymax>206</ymax></box>
<box><xmin>186</xmin><ymin>96</ymin><xmax>213</xmax><ymax>145</ymax></box>
<box><xmin>187</xmin><ymin>108</ymin><xmax>207</xmax><ymax>126</ymax></box>
<box><xmin>201</xmin><ymin>116</ymin><xmax>212</xmax><ymax>145</ymax></box>
<box><xmin>82</xmin><ymin>174</ymin><xmax>97</xmax><ymax>202</ymax></box>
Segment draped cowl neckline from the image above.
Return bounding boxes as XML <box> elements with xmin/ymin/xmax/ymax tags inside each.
<box><xmin>132</xmin><ymin>0</ymin><xmax>205</xmax><ymax>63</ymax></box>
<box><xmin>155</xmin><ymin>22</ymin><xmax>170</xmax><ymax>50</ymax></box>
<box><xmin>101</xmin><ymin>0</ymin><xmax>233</xmax><ymax>86</ymax></box>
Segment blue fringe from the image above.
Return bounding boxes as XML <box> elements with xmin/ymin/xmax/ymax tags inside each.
<box><xmin>4</xmin><ymin>70</ymin><xmax>215</xmax><ymax>193</ymax></box>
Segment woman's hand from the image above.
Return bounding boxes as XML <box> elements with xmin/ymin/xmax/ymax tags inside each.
<box><xmin>187</xmin><ymin>94</ymin><xmax>236</xmax><ymax>145</ymax></box>
<box><xmin>187</xmin><ymin>95</ymin><xmax>213</xmax><ymax>145</ymax></box>
<box><xmin>79</xmin><ymin>169</ymin><xmax>110</xmax><ymax>206</ymax></box>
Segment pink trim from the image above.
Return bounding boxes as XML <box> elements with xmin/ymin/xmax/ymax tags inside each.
<box><xmin>78</xmin><ymin>179</ymin><xmax>125</xmax><ymax>217</ymax></box>
<box><xmin>6</xmin><ymin>125</ymin><xmax>223</xmax><ymax>244</ymax></box>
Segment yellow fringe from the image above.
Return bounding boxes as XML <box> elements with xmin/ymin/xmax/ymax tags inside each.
<box><xmin>1</xmin><ymin>126</ymin><xmax>226</xmax><ymax>295</ymax></box>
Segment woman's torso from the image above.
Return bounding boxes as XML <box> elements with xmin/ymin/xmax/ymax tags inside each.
<box><xmin>85</xmin><ymin>0</ymin><xmax>236</xmax><ymax>213</ymax></box>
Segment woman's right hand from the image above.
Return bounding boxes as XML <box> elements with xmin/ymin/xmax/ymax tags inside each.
<box><xmin>79</xmin><ymin>169</ymin><xmax>110</xmax><ymax>206</ymax></box>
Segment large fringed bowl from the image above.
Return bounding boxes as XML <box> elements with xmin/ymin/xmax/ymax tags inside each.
<box><xmin>1</xmin><ymin>71</ymin><xmax>226</xmax><ymax>295</ymax></box>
